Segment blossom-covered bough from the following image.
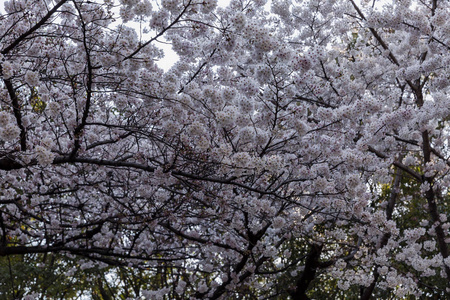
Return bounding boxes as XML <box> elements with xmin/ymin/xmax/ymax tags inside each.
<box><xmin>0</xmin><ymin>0</ymin><xmax>449</xmax><ymax>298</ymax></box>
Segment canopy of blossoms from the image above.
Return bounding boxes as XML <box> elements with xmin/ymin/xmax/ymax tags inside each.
<box><xmin>0</xmin><ymin>0</ymin><xmax>449</xmax><ymax>298</ymax></box>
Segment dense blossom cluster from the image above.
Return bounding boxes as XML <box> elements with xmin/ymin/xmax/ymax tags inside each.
<box><xmin>0</xmin><ymin>0</ymin><xmax>449</xmax><ymax>298</ymax></box>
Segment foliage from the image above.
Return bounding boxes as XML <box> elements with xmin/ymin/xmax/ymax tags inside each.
<box><xmin>0</xmin><ymin>0</ymin><xmax>449</xmax><ymax>298</ymax></box>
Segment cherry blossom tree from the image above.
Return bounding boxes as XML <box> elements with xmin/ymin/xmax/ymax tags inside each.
<box><xmin>0</xmin><ymin>0</ymin><xmax>449</xmax><ymax>298</ymax></box>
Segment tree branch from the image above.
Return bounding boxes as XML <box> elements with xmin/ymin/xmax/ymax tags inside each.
<box><xmin>1</xmin><ymin>0</ymin><xmax>69</xmax><ymax>55</ymax></box>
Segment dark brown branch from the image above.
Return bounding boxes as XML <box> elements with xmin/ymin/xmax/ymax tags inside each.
<box><xmin>178</xmin><ymin>47</ymin><xmax>217</xmax><ymax>94</ymax></box>
<box><xmin>1</xmin><ymin>0</ymin><xmax>69</xmax><ymax>55</ymax></box>
<box><xmin>0</xmin><ymin>153</ymin><xmax>23</xmax><ymax>170</ymax></box>
<box><xmin>3</xmin><ymin>79</ymin><xmax>26</xmax><ymax>150</ymax></box>
<box><xmin>348</xmin><ymin>0</ymin><xmax>422</xmax><ymax>97</ymax></box>
<box><xmin>123</xmin><ymin>0</ymin><xmax>192</xmax><ymax>61</ymax></box>
<box><xmin>367</xmin><ymin>146</ymin><xmax>422</xmax><ymax>180</ymax></box>
<box><xmin>70</xmin><ymin>0</ymin><xmax>94</xmax><ymax>158</ymax></box>
<box><xmin>422</xmin><ymin>131</ymin><xmax>450</xmax><ymax>280</ymax></box>
<box><xmin>289</xmin><ymin>244</ymin><xmax>323</xmax><ymax>300</ymax></box>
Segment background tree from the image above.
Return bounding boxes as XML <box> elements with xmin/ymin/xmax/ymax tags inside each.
<box><xmin>0</xmin><ymin>0</ymin><xmax>449</xmax><ymax>298</ymax></box>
